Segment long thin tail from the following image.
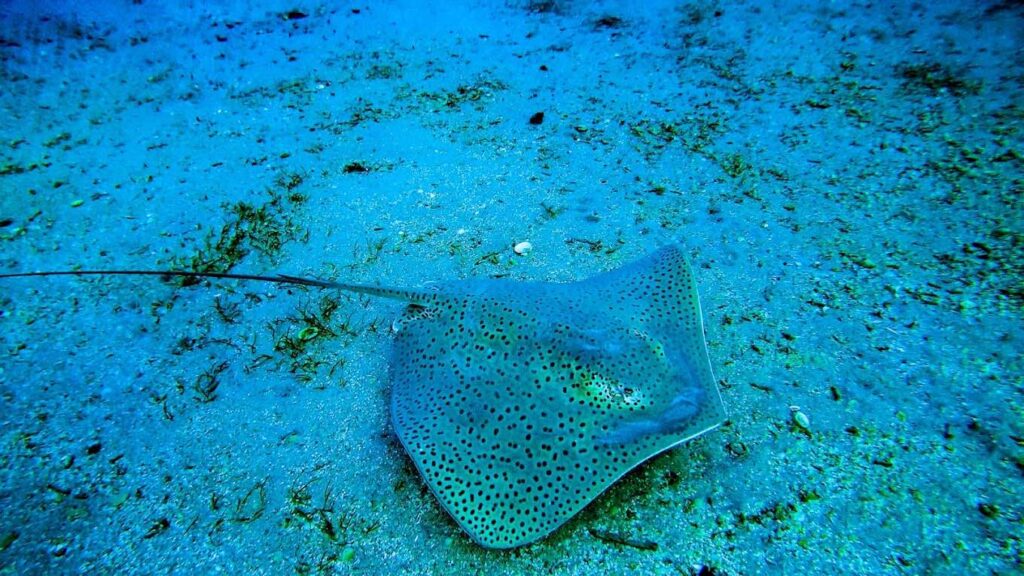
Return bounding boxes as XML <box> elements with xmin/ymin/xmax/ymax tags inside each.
<box><xmin>0</xmin><ymin>269</ymin><xmax>437</xmax><ymax>304</ymax></box>
<box><xmin>0</xmin><ymin>269</ymin><xmax>307</xmax><ymax>285</ymax></box>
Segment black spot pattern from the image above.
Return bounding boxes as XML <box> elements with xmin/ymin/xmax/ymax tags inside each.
<box><xmin>389</xmin><ymin>244</ymin><xmax>724</xmax><ymax>548</ymax></box>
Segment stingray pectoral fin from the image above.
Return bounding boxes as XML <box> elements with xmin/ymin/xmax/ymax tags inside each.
<box><xmin>597</xmin><ymin>384</ymin><xmax>705</xmax><ymax>446</ymax></box>
<box><xmin>596</xmin><ymin>418</ymin><xmax>662</xmax><ymax>447</ymax></box>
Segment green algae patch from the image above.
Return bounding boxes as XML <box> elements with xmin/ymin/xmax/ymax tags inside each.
<box><xmin>0</xmin><ymin>531</ymin><xmax>18</xmax><ymax>552</ymax></box>
<box><xmin>165</xmin><ymin>180</ymin><xmax>309</xmax><ymax>286</ymax></box>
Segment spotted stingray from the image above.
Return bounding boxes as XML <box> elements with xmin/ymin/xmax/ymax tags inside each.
<box><xmin>0</xmin><ymin>243</ymin><xmax>724</xmax><ymax>548</ymax></box>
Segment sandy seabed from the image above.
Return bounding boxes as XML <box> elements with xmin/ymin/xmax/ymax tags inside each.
<box><xmin>0</xmin><ymin>1</ymin><xmax>1021</xmax><ymax>574</ymax></box>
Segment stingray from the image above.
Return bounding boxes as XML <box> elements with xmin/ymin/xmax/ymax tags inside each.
<box><xmin>0</xmin><ymin>243</ymin><xmax>724</xmax><ymax>548</ymax></box>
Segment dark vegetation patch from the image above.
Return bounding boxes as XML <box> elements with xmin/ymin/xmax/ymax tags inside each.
<box><xmin>897</xmin><ymin>61</ymin><xmax>981</xmax><ymax>96</ymax></box>
<box><xmin>164</xmin><ymin>174</ymin><xmax>309</xmax><ymax>285</ymax></box>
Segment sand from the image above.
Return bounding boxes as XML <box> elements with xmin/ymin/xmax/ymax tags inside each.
<box><xmin>0</xmin><ymin>1</ymin><xmax>1021</xmax><ymax>574</ymax></box>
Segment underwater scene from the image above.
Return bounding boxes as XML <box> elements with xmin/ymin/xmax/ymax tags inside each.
<box><xmin>0</xmin><ymin>0</ymin><xmax>1021</xmax><ymax>574</ymax></box>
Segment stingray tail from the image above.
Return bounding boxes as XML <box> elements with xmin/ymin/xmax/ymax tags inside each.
<box><xmin>0</xmin><ymin>269</ymin><xmax>437</xmax><ymax>304</ymax></box>
<box><xmin>274</xmin><ymin>274</ymin><xmax>438</xmax><ymax>303</ymax></box>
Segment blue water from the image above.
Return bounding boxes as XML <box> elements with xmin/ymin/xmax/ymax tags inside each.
<box><xmin>1</xmin><ymin>1</ymin><xmax>1021</xmax><ymax>574</ymax></box>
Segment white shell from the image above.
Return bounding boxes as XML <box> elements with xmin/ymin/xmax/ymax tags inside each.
<box><xmin>793</xmin><ymin>411</ymin><xmax>810</xmax><ymax>429</ymax></box>
<box><xmin>513</xmin><ymin>241</ymin><xmax>533</xmax><ymax>255</ymax></box>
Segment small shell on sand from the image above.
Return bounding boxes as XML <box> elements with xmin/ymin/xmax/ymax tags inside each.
<box><xmin>791</xmin><ymin>408</ymin><xmax>810</xmax><ymax>429</ymax></box>
<box><xmin>513</xmin><ymin>241</ymin><xmax>533</xmax><ymax>255</ymax></box>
